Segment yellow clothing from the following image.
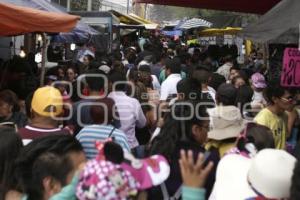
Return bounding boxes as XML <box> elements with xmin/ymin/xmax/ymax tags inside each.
<box><xmin>254</xmin><ymin>108</ymin><xmax>287</xmax><ymax>149</ymax></box>
<box><xmin>205</xmin><ymin>140</ymin><xmax>236</xmax><ymax>158</ymax></box>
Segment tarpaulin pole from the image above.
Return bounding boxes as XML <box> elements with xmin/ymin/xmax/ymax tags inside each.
<box><xmin>40</xmin><ymin>33</ymin><xmax>48</xmax><ymax>86</ymax></box>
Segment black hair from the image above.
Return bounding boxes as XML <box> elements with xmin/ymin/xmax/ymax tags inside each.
<box><xmin>222</xmin><ymin>55</ymin><xmax>233</xmax><ymax>63</ymax></box>
<box><xmin>84</xmin><ymin>54</ymin><xmax>94</xmax><ymax>62</ymax></box>
<box><xmin>112</xmin><ymin>61</ymin><xmax>126</xmax><ymax>74</ymax></box>
<box><xmin>235</xmin><ymin>85</ymin><xmax>254</xmax><ymax>115</ymax></box>
<box><xmin>150</xmin><ymin>101</ymin><xmax>208</xmax><ymax>160</ymax></box>
<box><xmin>27</xmin><ymin>152</ymin><xmax>72</xmax><ymax>200</ymax></box>
<box><xmin>108</xmin><ymin>70</ymin><xmax>127</xmax><ymax>91</ymax></box>
<box><xmin>208</xmin><ymin>73</ymin><xmax>226</xmax><ymax>91</ymax></box>
<box><xmin>66</xmin><ymin>66</ymin><xmax>78</xmax><ymax>74</ymax></box>
<box><xmin>230</xmin><ymin>65</ymin><xmax>241</xmax><ymax>72</ymax></box>
<box><xmin>291</xmin><ymin>161</ymin><xmax>300</xmax><ymax>200</ymax></box>
<box><xmin>15</xmin><ymin>134</ymin><xmax>83</xmax><ymax>195</ymax></box>
<box><xmin>126</xmin><ymin>51</ymin><xmax>137</xmax><ymax>64</ymax></box>
<box><xmin>165</xmin><ymin>58</ymin><xmax>181</xmax><ymax>74</ymax></box>
<box><xmin>237</xmin><ymin>123</ymin><xmax>275</xmax><ymax>152</ymax></box>
<box><xmin>232</xmin><ymin>75</ymin><xmax>246</xmax><ymax>87</ymax></box>
<box><xmin>25</xmin><ymin>92</ymin><xmax>34</xmax><ymax>119</ymax></box>
<box><xmin>104</xmin><ymin>142</ymin><xmax>124</xmax><ymax>164</ymax></box>
<box><xmin>0</xmin><ymin>90</ymin><xmax>20</xmax><ymax>112</ymax></box>
<box><xmin>192</xmin><ymin>67</ymin><xmax>211</xmax><ymax>84</ymax></box>
<box><xmin>264</xmin><ymin>82</ymin><xmax>289</xmax><ymax>105</ymax></box>
<box><xmin>216</xmin><ymin>83</ymin><xmax>237</xmax><ymax>106</ymax></box>
<box><xmin>138</xmin><ymin>65</ymin><xmax>152</xmax><ymax>89</ymax></box>
<box><xmin>84</xmin><ymin>69</ymin><xmax>106</xmax><ymax>92</ymax></box>
<box><xmin>0</xmin><ymin>127</ymin><xmax>23</xmax><ymax>198</ymax></box>
<box><xmin>177</xmin><ymin>79</ymin><xmax>202</xmax><ymax>101</ymax></box>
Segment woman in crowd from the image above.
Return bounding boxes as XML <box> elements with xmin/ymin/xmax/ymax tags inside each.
<box><xmin>0</xmin><ymin>127</ymin><xmax>23</xmax><ymax>200</ymax></box>
<box><xmin>0</xmin><ymin>90</ymin><xmax>27</xmax><ymax>129</ymax></box>
<box><xmin>149</xmin><ymin>101</ymin><xmax>218</xmax><ymax>199</ymax></box>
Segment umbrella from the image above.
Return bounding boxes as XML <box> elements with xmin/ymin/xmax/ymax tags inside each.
<box><xmin>177</xmin><ymin>18</ymin><xmax>212</xmax><ymax>30</ymax></box>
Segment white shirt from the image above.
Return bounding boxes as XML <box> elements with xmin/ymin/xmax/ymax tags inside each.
<box><xmin>108</xmin><ymin>91</ymin><xmax>147</xmax><ymax>148</ymax></box>
<box><xmin>217</xmin><ymin>62</ymin><xmax>233</xmax><ymax>81</ymax></box>
<box><xmin>151</xmin><ymin>75</ymin><xmax>161</xmax><ymax>91</ymax></box>
<box><xmin>160</xmin><ymin>74</ymin><xmax>182</xmax><ymax>101</ymax></box>
<box><xmin>251</xmin><ymin>91</ymin><xmax>266</xmax><ymax>109</ymax></box>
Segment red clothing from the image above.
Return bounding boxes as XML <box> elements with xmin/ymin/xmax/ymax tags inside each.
<box><xmin>19</xmin><ymin>125</ymin><xmax>70</xmax><ymax>140</ymax></box>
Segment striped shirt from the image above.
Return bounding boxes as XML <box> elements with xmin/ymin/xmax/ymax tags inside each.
<box><xmin>76</xmin><ymin>124</ymin><xmax>130</xmax><ymax>159</ymax></box>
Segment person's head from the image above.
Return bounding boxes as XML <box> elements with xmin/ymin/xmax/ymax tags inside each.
<box><xmin>209</xmin><ymin>73</ymin><xmax>226</xmax><ymax>91</ymax></box>
<box><xmin>192</xmin><ymin>65</ymin><xmax>212</xmax><ymax>86</ymax></box>
<box><xmin>248</xmin><ymin>149</ymin><xmax>296</xmax><ymax>199</ymax></box>
<box><xmin>56</xmin><ymin>66</ymin><xmax>65</xmax><ymax>80</ymax></box>
<box><xmin>108</xmin><ymin>70</ymin><xmax>127</xmax><ymax>92</ymax></box>
<box><xmin>229</xmin><ymin>66</ymin><xmax>240</xmax><ymax>81</ymax></box>
<box><xmin>15</xmin><ymin>134</ymin><xmax>86</xmax><ymax>198</ymax></box>
<box><xmin>236</xmin><ymin>123</ymin><xmax>275</xmax><ymax>153</ymax></box>
<box><xmin>176</xmin><ymin>79</ymin><xmax>201</xmax><ymax>101</ymax></box>
<box><xmin>83</xmin><ymin>54</ymin><xmax>94</xmax><ymax>66</ymax></box>
<box><xmin>28</xmin><ymin>152</ymin><xmax>73</xmax><ymax>200</ymax></box>
<box><xmin>112</xmin><ymin>61</ymin><xmax>126</xmax><ymax>74</ymax></box>
<box><xmin>232</xmin><ymin>76</ymin><xmax>246</xmax><ymax>89</ymax></box>
<box><xmin>216</xmin><ymin>83</ymin><xmax>237</xmax><ymax>106</ymax></box>
<box><xmin>66</xmin><ymin>66</ymin><xmax>78</xmax><ymax>82</ymax></box>
<box><xmin>84</xmin><ymin>69</ymin><xmax>106</xmax><ymax>92</ymax></box>
<box><xmin>150</xmin><ymin>101</ymin><xmax>209</xmax><ymax>160</ymax></box>
<box><xmin>126</xmin><ymin>51</ymin><xmax>137</xmax><ymax>64</ymax></box>
<box><xmin>30</xmin><ymin>86</ymin><xmax>63</xmax><ymax>126</ymax></box>
<box><xmin>264</xmin><ymin>83</ymin><xmax>295</xmax><ymax>112</ymax></box>
<box><xmin>235</xmin><ymin>85</ymin><xmax>254</xmax><ymax>116</ymax></box>
<box><xmin>0</xmin><ymin>90</ymin><xmax>20</xmax><ymax>118</ymax></box>
<box><xmin>251</xmin><ymin>72</ymin><xmax>267</xmax><ymax>91</ymax></box>
<box><xmin>90</xmin><ymin>98</ymin><xmax>115</xmax><ymax>125</ymax></box>
<box><xmin>207</xmin><ymin>105</ymin><xmax>244</xmax><ymax>141</ymax></box>
<box><xmin>165</xmin><ymin>58</ymin><xmax>181</xmax><ymax>76</ymax></box>
<box><xmin>223</xmin><ymin>55</ymin><xmax>233</xmax><ymax>64</ymax></box>
<box><xmin>138</xmin><ymin>65</ymin><xmax>152</xmax><ymax>88</ymax></box>
<box><xmin>0</xmin><ymin>127</ymin><xmax>23</xmax><ymax>197</ymax></box>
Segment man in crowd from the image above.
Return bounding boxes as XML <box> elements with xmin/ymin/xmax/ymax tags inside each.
<box><xmin>254</xmin><ymin>84</ymin><xmax>295</xmax><ymax>149</ymax></box>
<box><xmin>19</xmin><ymin>86</ymin><xmax>69</xmax><ymax>143</ymax></box>
<box><xmin>160</xmin><ymin>58</ymin><xmax>182</xmax><ymax>102</ymax></box>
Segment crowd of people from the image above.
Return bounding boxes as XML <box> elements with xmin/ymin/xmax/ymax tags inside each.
<box><xmin>0</xmin><ymin>34</ymin><xmax>299</xmax><ymax>200</ymax></box>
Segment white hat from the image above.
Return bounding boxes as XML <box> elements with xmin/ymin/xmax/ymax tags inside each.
<box><xmin>248</xmin><ymin>149</ymin><xmax>296</xmax><ymax>199</ymax></box>
<box><xmin>99</xmin><ymin>65</ymin><xmax>111</xmax><ymax>74</ymax></box>
<box><xmin>212</xmin><ymin>154</ymin><xmax>256</xmax><ymax>200</ymax></box>
<box><xmin>208</xmin><ymin>106</ymin><xmax>245</xmax><ymax>140</ymax></box>
<box><xmin>211</xmin><ymin>149</ymin><xmax>296</xmax><ymax>200</ymax></box>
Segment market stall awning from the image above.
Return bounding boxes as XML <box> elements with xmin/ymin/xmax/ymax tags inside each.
<box><xmin>128</xmin><ymin>13</ymin><xmax>159</xmax><ymax>29</ymax></box>
<box><xmin>0</xmin><ymin>2</ymin><xmax>80</xmax><ymax>36</ymax></box>
<box><xmin>110</xmin><ymin>10</ymin><xmax>158</xmax><ymax>29</ymax></box>
<box><xmin>134</xmin><ymin>0</ymin><xmax>282</xmax><ymax>14</ymax></box>
<box><xmin>200</xmin><ymin>27</ymin><xmax>242</xmax><ymax>36</ymax></box>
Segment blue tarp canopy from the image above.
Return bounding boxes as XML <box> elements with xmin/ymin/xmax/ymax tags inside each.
<box><xmin>0</xmin><ymin>0</ymin><xmax>99</xmax><ymax>43</ymax></box>
<box><xmin>162</xmin><ymin>30</ymin><xmax>183</xmax><ymax>36</ymax></box>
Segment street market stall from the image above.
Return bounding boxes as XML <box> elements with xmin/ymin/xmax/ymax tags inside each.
<box><xmin>0</xmin><ymin>2</ymin><xmax>79</xmax><ymax>85</ymax></box>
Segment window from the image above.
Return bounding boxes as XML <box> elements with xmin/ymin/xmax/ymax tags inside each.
<box><xmin>70</xmin><ymin>0</ymin><xmax>87</xmax><ymax>11</ymax></box>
